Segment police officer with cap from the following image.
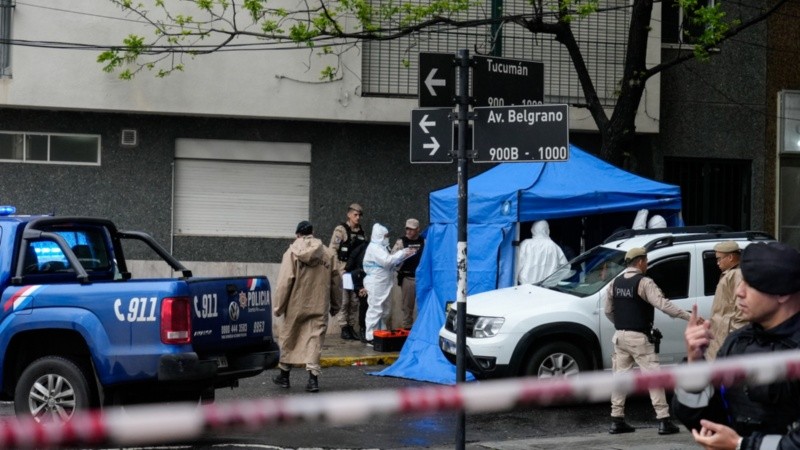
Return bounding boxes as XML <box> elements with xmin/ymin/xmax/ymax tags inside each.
<box><xmin>674</xmin><ymin>241</ymin><xmax>800</xmax><ymax>450</ymax></box>
<box><xmin>706</xmin><ymin>241</ymin><xmax>746</xmax><ymax>360</ymax></box>
<box><xmin>329</xmin><ymin>203</ymin><xmax>367</xmax><ymax>340</ymax></box>
<box><xmin>604</xmin><ymin>247</ymin><xmax>690</xmax><ymax>435</ymax></box>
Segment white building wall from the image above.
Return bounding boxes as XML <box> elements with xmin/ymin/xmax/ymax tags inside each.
<box><xmin>1</xmin><ymin>0</ymin><xmax>662</xmax><ymax>133</ymax></box>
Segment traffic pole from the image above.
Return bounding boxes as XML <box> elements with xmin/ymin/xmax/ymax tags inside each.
<box><xmin>455</xmin><ymin>47</ymin><xmax>470</xmax><ymax>450</ymax></box>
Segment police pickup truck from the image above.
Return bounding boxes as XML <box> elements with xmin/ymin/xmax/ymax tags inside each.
<box><xmin>0</xmin><ymin>207</ymin><xmax>278</xmax><ymax>422</ymax></box>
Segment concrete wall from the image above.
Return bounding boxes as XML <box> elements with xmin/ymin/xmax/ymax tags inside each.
<box><xmin>658</xmin><ymin>0</ymin><xmax>768</xmax><ymax>230</ymax></box>
<box><xmin>0</xmin><ymin>108</ymin><xmax>486</xmax><ymax>263</ymax></box>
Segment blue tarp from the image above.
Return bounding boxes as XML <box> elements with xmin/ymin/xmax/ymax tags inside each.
<box><xmin>375</xmin><ymin>144</ymin><xmax>682</xmax><ymax>384</ymax></box>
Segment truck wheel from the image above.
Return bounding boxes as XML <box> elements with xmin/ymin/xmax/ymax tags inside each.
<box><xmin>523</xmin><ymin>342</ymin><xmax>588</xmax><ymax>378</ymax></box>
<box><xmin>14</xmin><ymin>356</ymin><xmax>91</xmax><ymax>423</ymax></box>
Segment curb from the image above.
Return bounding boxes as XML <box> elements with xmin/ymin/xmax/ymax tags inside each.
<box><xmin>320</xmin><ymin>353</ymin><xmax>400</xmax><ymax>368</ymax></box>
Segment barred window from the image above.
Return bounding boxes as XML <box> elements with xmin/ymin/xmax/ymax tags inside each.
<box><xmin>0</xmin><ymin>0</ymin><xmax>13</xmax><ymax>78</ymax></box>
<box><xmin>362</xmin><ymin>0</ymin><xmax>630</xmax><ymax>107</ymax></box>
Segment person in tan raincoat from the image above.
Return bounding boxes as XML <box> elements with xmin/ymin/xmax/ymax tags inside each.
<box><xmin>705</xmin><ymin>240</ymin><xmax>746</xmax><ymax>360</ymax></box>
<box><xmin>272</xmin><ymin>220</ymin><xmax>342</xmax><ymax>393</ymax></box>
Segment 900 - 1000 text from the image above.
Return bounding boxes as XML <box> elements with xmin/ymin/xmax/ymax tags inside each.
<box><xmin>487</xmin><ymin>146</ymin><xmax>568</xmax><ymax>161</ymax></box>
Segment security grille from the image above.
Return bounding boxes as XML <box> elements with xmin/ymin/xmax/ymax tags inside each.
<box><xmin>362</xmin><ymin>0</ymin><xmax>630</xmax><ymax>107</ymax></box>
<box><xmin>663</xmin><ymin>157</ymin><xmax>751</xmax><ymax>231</ymax></box>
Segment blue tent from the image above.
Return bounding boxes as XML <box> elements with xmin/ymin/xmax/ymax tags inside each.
<box><xmin>375</xmin><ymin>144</ymin><xmax>682</xmax><ymax>384</ymax></box>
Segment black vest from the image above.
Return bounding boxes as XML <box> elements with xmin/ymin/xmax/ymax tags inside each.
<box><xmin>397</xmin><ymin>236</ymin><xmax>424</xmax><ymax>276</ymax></box>
<box><xmin>336</xmin><ymin>222</ymin><xmax>366</xmax><ymax>262</ymax></box>
<box><xmin>718</xmin><ymin>315</ymin><xmax>800</xmax><ymax>435</ymax></box>
<box><xmin>611</xmin><ymin>274</ymin><xmax>654</xmax><ymax>332</ymax></box>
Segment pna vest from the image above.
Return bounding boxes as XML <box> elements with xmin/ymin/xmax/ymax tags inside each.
<box><xmin>611</xmin><ymin>274</ymin><xmax>654</xmax><ymax>333</ymax></box>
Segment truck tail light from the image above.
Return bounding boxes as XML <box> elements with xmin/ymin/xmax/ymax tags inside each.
<box><xmin>161</xmin><ymin>297</ymin><xmax>191</xmax><ymax>344</ymax></box>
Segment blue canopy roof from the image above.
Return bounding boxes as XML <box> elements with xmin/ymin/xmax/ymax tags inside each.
<box><xmin>430</xmin><ymin>144</ymin><xmax>682</xmax><ymax>223</ymax></box>
<box><xmin>375</xmin><ymin>144</ymin><xmax>682</xmax><ymax>384</ymax></box>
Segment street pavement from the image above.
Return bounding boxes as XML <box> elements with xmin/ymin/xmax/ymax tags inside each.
<box><xmin>321</xmin><ymin>336</ymin><xmax>700</xmax><ymax>450</ymax></box>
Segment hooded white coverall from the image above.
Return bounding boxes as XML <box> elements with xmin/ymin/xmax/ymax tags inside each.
<box><xmin>516</xmin><ymin>220</ymin><xmax>568</xmax><ymax>285</ymax></box>
<box><xmin>363</xmin><ymin>224</ymin><xmax>407</xmax><ymax>341</ymax></box>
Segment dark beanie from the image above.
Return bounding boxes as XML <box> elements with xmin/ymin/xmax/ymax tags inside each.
<box><xmin>295</xmin><ymin>220</ymin><xmax>313</xmax><ymax>236</ymax></box>
<box><xmin>740</xmin><ymin>242</ymin><xmax>800</xmax><ymax>295</ymax></box>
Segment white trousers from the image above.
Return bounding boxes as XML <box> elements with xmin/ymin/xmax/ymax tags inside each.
<box><xmin>364</xmin><ymin>292</ymin><xmax>392</xmax><ymax>341</ymax></box>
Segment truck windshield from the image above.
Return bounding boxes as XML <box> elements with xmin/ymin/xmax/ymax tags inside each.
<box><xmin>538</xmin><ymin>246</ymin><xmax>627</xmax><ymax>297</ymax></box>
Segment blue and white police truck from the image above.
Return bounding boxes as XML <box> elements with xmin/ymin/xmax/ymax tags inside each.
<box><xmin>0</xmin><ymin>206</ymin><xmax>278</xmax><ymax>422</ymax></box>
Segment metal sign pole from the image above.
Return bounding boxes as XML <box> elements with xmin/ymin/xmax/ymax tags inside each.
<box><xmin>455</xmin><ymin>47</ymin><xmax>470</xmax><ymax>450</ymax></box>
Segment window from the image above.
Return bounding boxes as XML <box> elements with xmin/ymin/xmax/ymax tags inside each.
<box><xmin>23</xmin><ymin>228</ymin><xmax>112</xmax><ymax>275</ymax></box>
<box><xmin>0</xmin><ymin>131</ymin><xmax>101</xmax><ymax>165</ymax></box>
<box><xmin>173</xmin><ymin>139</ymin><xmax>311</xmax><ymax>238</ymax></box>
<box><xmin>0</xmin><ymin>0</ymin><xmax>11</xmax><ymax>78</ymax></box>
<box><xmin>702</xmin><ymin>250</ymin><xmax>722</xmax><ymax>296</ymax></box>
<box><xmin>662</xmin><ymin>0</ymin><xmax>715</xmax><ymax>45</ymax></box>
<box><xmin>647</xmin><ymin>254</ymin><xmax>690</xmax><ymax>299</ymax></box>
<box><xmin>362</xmin><ymin>0</ymin><xmax>631</xmax><ymax>107</ymax></box>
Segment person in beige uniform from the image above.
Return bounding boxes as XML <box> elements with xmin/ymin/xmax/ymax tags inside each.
<box><xmin>272</xmin><ymin>221</ymin><xmax>342</xmax><ymax>393</ymax></box>
<box><xmin>391</xmin><ymin>218</ymin><xmax>424</xmax><ymax>329</ymax></box>
<box><xmin>329</xmin><ymin>203</ymin><xmax>366</xmax><ymax>340</ymax></box>
<box><xmin>604</xmin><ymin>247</ymin><xmax>691</xmax><ymax>435</ymax></box>
<box><xmin>706</xmin><ymin>241</ymin><xmax>746</xmax><ymax>360</ymax></box>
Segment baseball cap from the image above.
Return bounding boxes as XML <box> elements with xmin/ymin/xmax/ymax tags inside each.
<box><xmin>714</xmin><ymin>241</ymin><xmax>740</xmax><ymax>253</ymax></box>
<box><xmin>348</xmin><ymin>203</ymin><xmax>363</xmax><ymax>213</ymax></box>
<box><xmin>405</xmin><ymin>218</ymin><xmax>420</xmax><ymax>229</ymax></box>
<box><xmin>625</xmin><ymin>247</ymin><xmax>647</xmax><ymax>262</ymax></box>
<box><xmin>740</xmin><ymin>242</ymin><xmax>800</xmax><ymax>295</ymax></box>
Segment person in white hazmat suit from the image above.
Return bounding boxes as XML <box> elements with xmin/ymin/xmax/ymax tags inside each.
<box><xmin>362</xmin><ymin>223</ymin><xmax>415</xmax><ymax>344</ymax></box>
<box><xmin>516</xmin><ymin>220</ymin><xmax>569</xmax><ymax>285</ymax></box>
<box><xmin>633</xmin><ymin>209</ymin><xmax>667</xmax><ymax>230</ymax></box>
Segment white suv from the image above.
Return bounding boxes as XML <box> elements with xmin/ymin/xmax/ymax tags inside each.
<box><xmin>438</xmin><ymin>226</ymin><xmax>773</xmax><ymax>378</ymax></box>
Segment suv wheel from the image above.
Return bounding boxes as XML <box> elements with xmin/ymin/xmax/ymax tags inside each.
<box><xmin>523</xmin><ymin>342</ymin><xmax>588</xmax><ymax>378</ymax></box>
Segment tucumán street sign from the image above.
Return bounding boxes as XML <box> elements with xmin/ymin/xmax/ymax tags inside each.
<box><xmin>472</xmin><ymin>55</ymin><xmax>544</xmax><ymax>108</ymax></box>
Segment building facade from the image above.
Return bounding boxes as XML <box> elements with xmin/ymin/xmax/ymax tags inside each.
<box><xmin>0</xmin><ymin>0</ymin><xmax>796</xmax><ymax>282</ymax></box>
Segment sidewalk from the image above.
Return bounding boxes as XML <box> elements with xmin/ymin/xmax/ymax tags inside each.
<box><xmin>320</xmin><ymin>335</ymin><xmax>401</xmax><ymax>367</ymax></box>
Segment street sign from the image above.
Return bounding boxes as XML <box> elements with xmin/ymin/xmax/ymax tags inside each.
<box><xmin>419</xmin><ymin>53</ymin><xmax>456</xmax><ymax>107</ymax></box>
<box><xmin>410</xmin><ymin>108</ymin><xmax>453</xmax><ymax>163</ymax></box>
<box><xmin>472</xmin><ymin>55</ymin><xmax>544</xmax><ymax>108</ymax></box>
<box><xmin>472</xmin><ymin>104</ymin><xmax>569</xmax><ymax>163</ymax></box>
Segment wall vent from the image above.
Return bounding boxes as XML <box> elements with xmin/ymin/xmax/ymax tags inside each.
<box><xmin>121</xmin><ymin>129</ymin><xmax>138</xmax><ymax>147</ymax></box>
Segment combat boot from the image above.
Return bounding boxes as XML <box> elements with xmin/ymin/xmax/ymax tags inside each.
<box><xmin>306</xmin><ymin>373</ymin><xmax>319</xmax><ymax>393</ymax></box>
<box><xmin>608</xmin><ymin>417</ymin><xmax>635</xmax><ymax>434</ymax></box>
<box><xmin>340</xmin><ymin>325</ymin><xmax>354</xmax><ymax>340</ymax></box>
<box><xmin>658</xmin><ymin>418</ymin><xmax>680</xmax><ymax>435</ymax></box>
<box><xmin>272</xmin><ymin>369</ymin><xmax>290</xmax><ymax>388</ymax></box>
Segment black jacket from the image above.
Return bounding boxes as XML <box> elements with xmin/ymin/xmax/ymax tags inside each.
<box><xmin>672</xmin><ymin>312</ymin><xmax>800</xmax><ymax>450</ymax></box>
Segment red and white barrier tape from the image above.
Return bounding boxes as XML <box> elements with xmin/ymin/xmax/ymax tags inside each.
<box><xmin>2</xmin><ymin>349</ymin><xmax>800</xmax><ymax>448</ymax></box>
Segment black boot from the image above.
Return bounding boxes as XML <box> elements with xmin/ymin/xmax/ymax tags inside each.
<box><xmin>272</xmin><ymin>369</ymin><xmax>290</xmax><ymax>388</ymax></box>
<box><xmin>608</xmin><ymin>417</ymin><xmax>635</xmax><ymax>434</ymax></box>
<box><xmin>658</xmin><ymin>418</ymin><xmax>680</xmax><ymax>435</ymax></box>
<box><xmin>306</xmin><ymin>373</ymin><xmax>319</xmax><ymax>393</ymax></box>
<box><xmin>351</xmin><ymin>326</ymin><xmax>364</xmax><ymax>342</ymax></box>
<box><xmin>340</xmin><ymin>325</ymin><xmax>354</xmax><ymax>340</ymax></box>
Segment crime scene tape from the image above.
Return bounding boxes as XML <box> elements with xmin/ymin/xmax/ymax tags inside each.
<box><xmin>1</xmin><ymin>349</ymin><xmax>800</xmax><ymax>448</ymax></box>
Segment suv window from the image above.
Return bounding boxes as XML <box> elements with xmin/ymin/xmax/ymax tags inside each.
<box><xmin>702</xmin><ymin>250</ymin><xmax>723</xmax><ymax>296</ymax></box>
<box><xmin>647</xmin><ymin>253</ymin><xmax>690</xmax><ymax>299</ymax></box>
